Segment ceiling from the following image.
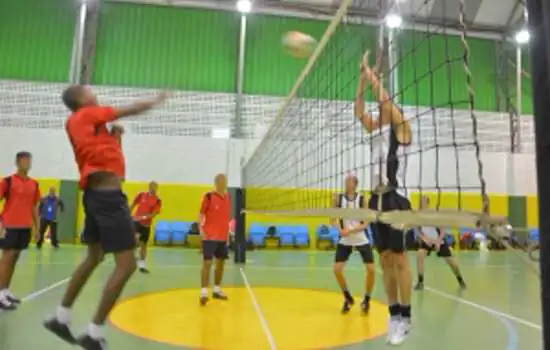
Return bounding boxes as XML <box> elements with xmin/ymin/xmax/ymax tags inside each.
<box><xmin>280</xmin><ymin>0</ymin><xmax>526</xmax><ymax>33</ymax></box>
<box><xmin>111</xmin><ymin>0</ymin><xmax>526</xmax><ymax>35</ymax></box>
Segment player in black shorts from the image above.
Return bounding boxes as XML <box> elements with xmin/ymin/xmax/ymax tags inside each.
<box><xmin>414</xmin><ymin>196</ymin><xmax>466</xmax><ymax>291</ymax></box>
<box><xmin>356</xmin><ymin>51</ymin><xmax>413</xmax><ymax>345</ymax></box>
<box><xmin>331</xmin><ymin>175</ymin><xmax>375</xmax><ymax>314</ymax></box>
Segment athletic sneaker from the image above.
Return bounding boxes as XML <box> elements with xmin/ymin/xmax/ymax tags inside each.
<box><xmin>341</xmin><ymin>296</ymin><xmax>354</xmax><ymax>314</ymax></box>
<box><xmin>76</xmin><ymin>334</ymin><xmax>107</xmax><ymax>350</ymax></box>
<box><xmin>6</xmin><ymin>290</ymin><xmax>21</xmax><ymax>304</ymax></box>
<box><xmin>413</xmin><ymin>282</ymin><xmax>424</xmax><ymax>291</ymax></box>
<box><xmin>459</xmin><ymin>280</ymin><xmax>467</xmax><ymax>290</ymax></box>
<box><xmin>386</xmin><ymin>318</ymin><xmax>401</xmax><ymax>343</ymax></box>
<box><xmin>0</xmin><ymin>296</ymin><xmax>16</xmax><ymax>311</ymax></box>
<box><xmin>212</xmin><ymin>291</ymin><xmax>229</xmax><ymax>301</ymax></box>
<box><xmin>360</xmin><ymin>298</ymin><xmax>370</xmax><ymax>314</ymax></box>
<box><xmin>200</xmin><ymin>296</ymin><xmax>209</xmax><ymax>306</ymax></box>
<box><xmin>43</xmin><ymin>317</ymin><xmax>76</xmax><ymax>344</ymax></box>
<box><xmin>390</xmin><ymin>319</ymin><xmax>411</xmax><ymax>345</ymax></box>
<box><xmin>138</xmin><ymin>267</ymin><xmax>150</xmax><ymax>274</ymax></box>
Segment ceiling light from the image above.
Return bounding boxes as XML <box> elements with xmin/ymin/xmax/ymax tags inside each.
<box><xmin>237</xmin><ymin>0</ymin><xmax>252</xmax><ymax>13</ymax></box>
<box><xmin>515</xmin><ymin>29</ymin><xmax>530</xmax><ymax>44</ymax></box>
<box><xmin>385</xmin><ymin>13</ymin><xmax>403</xmax><ymax>29</ymax></box>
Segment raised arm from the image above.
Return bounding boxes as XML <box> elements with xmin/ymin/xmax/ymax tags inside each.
<box><xmin>115</xmin><ymin>91</ymin><xmax>170</xmax><ymax>119</ymax></box>
<box><xmin>355</xmin><ymin>53</ymin><xmax>379</xmax><ymax>133</ymax></box>
<box><xmin>330</xmin><ymin>193</ymin><xmax>341</xmax><ymax>230</ymax></box>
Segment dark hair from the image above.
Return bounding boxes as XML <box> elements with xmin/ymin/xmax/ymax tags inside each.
<box><xmin>15</xmin><ymin>151</ymin><xmax>31</xmax><ymax>161</ymax></box>
<box><xmin>62</xmin><ymin>85</ymin><xmax>85</xmax><ymax>112</ymax></box>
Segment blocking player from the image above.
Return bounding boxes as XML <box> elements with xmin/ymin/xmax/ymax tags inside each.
<box><xmin>199</xmin><ymin>173</ymin><xmax>232</xmax><ymax>306</ymax></box>
<box><xmin>355</xmin><ymin>52</ymin><xmax>413</xmax><ymax>345</ymax></box>
<box><xmin>331</xmin><ymin>174</ymin><xmax>375</xmax><ymax>315</ymax></box>
<box><xmin>44</xmin><ymin>85</ymin><xmax>169</xmax><ymax>350</ymax></box>
<box><xmin>131</xmin><ymin>181</ymin><xmax>162</xmax><ymax>274</ymax></box>
<box><xmin>0</xmin><ymin>152</ymin><xmax>41</xmax><ymax>310</ymax></box>
<box><xmin>414</xmin><ymin>196</ymin><xmax>467</xmax><ymax>290</ymax></box>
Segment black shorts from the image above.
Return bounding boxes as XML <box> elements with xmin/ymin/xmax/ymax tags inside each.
<box><xmin>81</xmin><ymin>189</ymin><xmax>135</xmax><ymax>254</ymax></box>
<box><xmin>335</xmin><ymin>243</ymin><xmax>374</xmax><ymax>263</ymax></box>
<box><xmin>1</xmin><ymin>228</ymin><xmax>31</xmax><ymax>251</ymax></box>
<box><xmin>134</xmin><ymin>222</ymin><xmax>151</xmax><ymax>243</ymax></box>
<box><xmin>419</xmin><ymin>241</ymin><xmax>452</xmax><ymax>258</ymax></box>
<box><xmin>373</xmin><ymin>227</ymin><xmax>407</xmax><ymax>253</ymax></box>
<box><xmin>203</xmin><ymin>240</ymin><xmax>229</xmax><ymax>260</ymax></box>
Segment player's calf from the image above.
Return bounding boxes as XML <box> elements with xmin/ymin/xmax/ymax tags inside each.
<box><xmin>333</xmin><ymin>262</ymin><xmax>354</xmax><ymax>314</ymax></box>
<box><xmin>200</xmin><ymin>259</ymin><xmax>213</xmax><ymax>305</ymax></box>
<box><xmin>0</xmin><ymin>250</ymin><xmax>18</xmax><ymax>310</ymax></box>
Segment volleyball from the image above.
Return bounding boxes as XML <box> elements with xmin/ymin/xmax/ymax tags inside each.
<box><xmin>282</xmin><ymin>31</ymin><xmax>317</xmax><ymax>59</ymax></box>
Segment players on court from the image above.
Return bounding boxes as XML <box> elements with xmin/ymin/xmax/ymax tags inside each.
<box><xmin>131</xmin><ymin>181</ymin><xmax>162</xmax><ymax>274</ymax></box>
<box><xmin>414</xmin><ymin>196</ymin><xmax>467</xmax><ymax>291</ymax></box>
<box><xmin>0</xmin><ymin>152</ymin><xmax>41</xmax><ymax>310</ymax></box>
<box><xmin>44</xmin><ymin>85</ymin><xmax>169</xmax><ymax>349</ymax></box>
<box><xmin>355</xmin><ymin>51</ymin><xmax>413</xmax><ymax>345</ymax></box>
<box><xmin>332</xmin><ymin>174</ymin><xmax>375</xmax><ymax>314</ymax></box>
<box><xmin>199</xmin><ymin>174</ymin><xmax>232</xmax><ymax>306</ymax></box>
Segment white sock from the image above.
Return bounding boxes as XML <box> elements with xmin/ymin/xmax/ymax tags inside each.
<box><xmin>0</xmin><ymin>289</ymin><xmax>7</xmax><ymax>299</ymax></box>
<box><xmin>137</xmin><ymin>260</ymin><xmax>146</xmax><ymax>269</ymax></box>
<box><xmin>88</xmin><ymin>323</ymin><xmax>104</xmax><ymax>340</ymax></box>
<box><xmin>213</xmin><ymin>285</ymin><xmax>222</xmax><ymax>293</ymax></box>
<box><xmin>56</xmin><ymin>306</ymin><xmax>71</xmax><ymax>324</ymax></box>
<box><xmin>201</xmin><ymin>288</ymin><xmax>208</xmax><ymax>297</ymax></box>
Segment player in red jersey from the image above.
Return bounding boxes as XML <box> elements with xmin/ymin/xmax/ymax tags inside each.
<box><xmin>43</xmin><ymin>85</ymin><xmax>169</xmax><ymax>350</ymax></box>
<box><xmin>0</xmin><ymin>152</ymin><xmax>41</xmax><ymax>310</ymax></box>
<box><xmin>130</xmin><ymin>181</ymin><xmax>162</xmax><ymax>274</ymax></box>
<box><xmin>199</xmin><ymin>173</ymin><xmax>232</xmax><ymax>306</ymax></box>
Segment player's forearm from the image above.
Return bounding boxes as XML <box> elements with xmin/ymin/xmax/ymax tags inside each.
<box><xmin>32</xmin><ymin>207</ymin><xmax>39</xmax><ymax>229</ymax></box>
<box><xmin>354</xmin><ymin>77</ymin><xmax>367</xmax><ymax>118</ymax></box>
<box><xmin>116</xmin><ymin>97</ymin><xmax>163</xmax><ymax>118</ymax></box>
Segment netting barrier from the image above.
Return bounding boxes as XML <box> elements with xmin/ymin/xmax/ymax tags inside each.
<box><xmin>241</xmin><ymin>0</ymin><xmax>539</xmax><ymax>268</ymax></box>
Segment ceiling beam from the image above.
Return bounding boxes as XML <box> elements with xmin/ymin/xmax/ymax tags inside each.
<box><xmin>107</xmin><ymin>0</ymin><xmax>508</xmax><ymax>40</ymax></box>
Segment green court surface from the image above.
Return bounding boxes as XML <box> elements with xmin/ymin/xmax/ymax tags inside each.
<box><xmin>0</xmin><ymin>247</ymin><xmax>542</xmax><ymax>349</ymax></box>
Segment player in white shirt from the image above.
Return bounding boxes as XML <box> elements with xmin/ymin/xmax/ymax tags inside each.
<box><xmin>414</xmin><ymin>196</ymin><xmax>467</xmax><ymax>290</ymax></box>
<box><xmin>331</xmin><ymin>174</ymin><xmax>375</xmax><ymax>315</ymax></box>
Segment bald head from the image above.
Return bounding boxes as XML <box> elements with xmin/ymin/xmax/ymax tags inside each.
<box><xmin>61</xmin><ymin>85</ymin><xmax>97</xmax><ymax>112</ymax></box>
<box><xmin>215</xmin><ymin>173</ymin><xmax>228</xmax><ymax>193</ymax></box>
<box><xmin>148</xmin><ymin>181</ymin><xmax>158</xmax><ymax>194</ymax></box>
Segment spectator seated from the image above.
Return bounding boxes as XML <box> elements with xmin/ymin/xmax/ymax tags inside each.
<box><xmin>250</xmin><ymin>224</ymin><xmax>269</xmax><ymax>247</ymax></box>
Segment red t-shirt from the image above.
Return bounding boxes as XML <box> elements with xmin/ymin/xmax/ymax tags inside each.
<box><xmin>200</xmin><ymin>191</ymin><xmax>232</xmax><ymax>241</ymax></box>
<box><xmin>0</xmin><ymin>174</ymin><xmax>41</xmax><ymax>228</ymax></box>
<box><xmin>65</xmin><ymin>105</ymin><xmax>125</xmax><ymax>189</ymax></box>
<box><xmin>132</xmin><ymin>192</ymin><xmax>162</xmax><ymax>226</ymax></box>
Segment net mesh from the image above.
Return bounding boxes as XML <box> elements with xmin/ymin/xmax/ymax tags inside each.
<box><xmin>242</xmin><ymin>0</ymin><xmax>507</xmax><ymax>230</ymax></box>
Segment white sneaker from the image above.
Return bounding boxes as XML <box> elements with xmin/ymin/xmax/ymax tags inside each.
<box><xmin>386</xmin><ymin>318</ymin><xmax>401</xmax><ymax>343</ymax></box>
<box><xmin>0</xmin><ymin>295</ymin><xmax>16</xmax><ymax>311</ymax></box>
<box><xmin>390</xmin><ymin>319</ymin><xmax>411</xmax><ymax>345</ymax></box>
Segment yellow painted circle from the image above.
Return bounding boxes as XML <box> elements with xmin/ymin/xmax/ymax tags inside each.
<box><xmin>110</xmin><ymin>287</ymin><xmax>388</xmax><ymax>349</ymax></box>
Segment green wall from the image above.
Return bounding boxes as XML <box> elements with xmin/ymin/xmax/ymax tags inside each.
<box><xmin>93</xmin><ymin>3</ymin><xmax>240</xmax><ymax>92</ymax></box>
<box><xmin>0</xmin><ymin>0</ymin><xmax>76</xmax><ymax>82</ymax></box>
<box><xmin>0</xmin><ymin>1</ymin><xmax>533</xmax><ymax>114</ymax></box>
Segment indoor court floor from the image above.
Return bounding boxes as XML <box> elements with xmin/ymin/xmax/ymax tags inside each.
<box><xmin>0</xmin><ymin>246</ymin><xmax>542</xmax><ymax>349</ymax></box>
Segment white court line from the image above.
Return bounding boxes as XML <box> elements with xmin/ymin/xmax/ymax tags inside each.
<box><xmin>423</xmin><ymin>286</ymin><xmax>541</xmax><ymax>330</ymax></box>
<box><xmin>239</xmin><ymin>267</ymin><xmax>277</xmax><ymax>350</ymax></box>
<box><xmin>22</xmin><ymin>277</ymin><xmax>70</xmax><ymax>302</ymax></box>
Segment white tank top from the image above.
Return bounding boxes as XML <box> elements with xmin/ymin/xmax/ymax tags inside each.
<box><xmin>338</xmin><ymin>193</ymin><xmax>369</xmax><ymax>246</ymax></box>
<box><xmin>421</xmin><ymin>226</ymin><xmax>440</xmax><ymax>240</ymax></box>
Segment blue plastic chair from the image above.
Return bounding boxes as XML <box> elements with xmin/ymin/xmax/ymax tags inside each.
<box><xmin>278</xmin><ymin>226</ymin><xmax>295</xmax><ymax>246</ymax></box>
<box><xmin>250</xmin><ymin>224</ymin><xmax>268</xmax><ymax>246</ymax></box>
<box><xmin>294</xmin><ymin>225</ymin><xmax>309</xmax><ymax>247</ymax></box>
<box><xmin>171</xmin><ymin>221</ymin><xmax>190</xmax><ymax>245</ymax></box>
<box><xmin>154</xmin><ymin>221</ymin><xmax>171</xmax><ymax>245</ymax></box>
<box><xmin>329</xmin><ymin>227</ymin><xmax>340</xmax><ymax>246</ymax></box>
<box><xmin>529</xmin><ymin>228</ymin><xmax>540</xmax><ymax>243</ymax></box>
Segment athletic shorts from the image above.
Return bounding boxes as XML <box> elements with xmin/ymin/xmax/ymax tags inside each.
<box><xmin>419</xmin><ymin>241</ymin><xmax>452</xmax><ymax>258</ymax></box>
<box><xmin>203</xmin><ymin>240</ymin><xmax>229</xmax><ymax>260</ymax></box>
<box><xmin>373</xmin><ymin>227</ymin><xmax>407</xmax><ymax>253</ymax></box>
<box><xmin>134</xmin><ymin>222</ymin><xmax>151</xmax><ymax>244</ymax></box>
<box><xmin>1</xmin><ymin>228</ymin><xmax>31</xmax><ymax>251</ymax></box>
<box><xmin>335</xmin><ymin>243</ymin><xmax>374</xmax><ymax>263</ymax></box>
<box><xmin>81</xmin><ymin>189</ymin><xmax>135</xmax><ymax>254</ymax></box>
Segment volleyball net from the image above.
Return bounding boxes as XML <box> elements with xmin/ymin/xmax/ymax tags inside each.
<box><xmin>242</xmin><ymin>0</ymin><xmax>511</xmax><ymax>233</ymax></box>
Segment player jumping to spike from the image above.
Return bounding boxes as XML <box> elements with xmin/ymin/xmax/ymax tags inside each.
<box><xmin>44</xmin><ymin>85</ymin><xmax>169</xmax><ymax>350</ymax></box>
<box><xmin>414</xmin><ymin>196</ymin><xmax>467</xmax><ymax>291</ymax></box>
<box><xmin>355</xmin><ymin>51</ymin><xmax>413</xmax><ymax>345</ymax></box>
<box><xmin>331</xmin><ymin>174</ymin><xmax>376</xmax><ymax>315</ymax></box>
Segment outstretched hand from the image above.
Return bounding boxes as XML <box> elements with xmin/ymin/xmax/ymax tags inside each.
<box><xmin>155</xmin><ymin>91</ymin><xmax>172</xmax><ymax>104</ymax></box>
